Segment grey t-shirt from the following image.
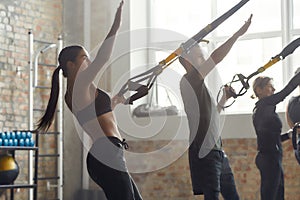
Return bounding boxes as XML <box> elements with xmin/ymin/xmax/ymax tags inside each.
<box><xmin>180</xmin><ymin>70</ymin><xmax>222</xmax><ymax>159</ymax></box>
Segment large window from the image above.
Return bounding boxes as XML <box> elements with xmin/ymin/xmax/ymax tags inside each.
<box><xmin>139</xmin><ymin>0</ymin><xmax>300</xmax><ymax>114</ymax></box>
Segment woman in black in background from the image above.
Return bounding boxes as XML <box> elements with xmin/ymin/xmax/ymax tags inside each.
<box><xmin>35</xmin><ymin>1</ymin><xmax>143</xmax><ymax>199</ymax></box>
<box><xmin>252</xmin><ymin>71</ymin><xmax>300</xmax><ymax>200</ymax></box>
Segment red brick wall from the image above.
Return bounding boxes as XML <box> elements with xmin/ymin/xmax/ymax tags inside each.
<box><xmin>0</xmin><ymin>1</ymin><xmax>62</xmax><ymax>200</ymax></box>
<box><xmin>123</xmin><ymin>139</ymin><xmax>300</xmax><ymax>200</ymax></box>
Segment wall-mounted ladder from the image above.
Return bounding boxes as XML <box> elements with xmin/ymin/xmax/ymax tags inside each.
<box><xmin>28</xmin><ymin>30</ymin><xmax>63</xmax><ymax>200</ymax></box>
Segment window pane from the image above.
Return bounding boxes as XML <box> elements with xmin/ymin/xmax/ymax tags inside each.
<box><xmin>293</xmin><ymin>0</ymin><xmax>300</xmax><ymax>29</ymax></box>
<box><xmin>151</xmin><ymin>0</ymin><xmax>211</xmax><ymax>37</ymax></box>
<box><xmin>215</xmin><ymin>0</ymin><xmax>281</xmax><ymax>36</ymax></box>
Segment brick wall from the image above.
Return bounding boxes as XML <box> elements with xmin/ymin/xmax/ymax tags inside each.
<box><xmin>0</xmin><ymin>0</ymin><xmax>62</xmax><ymax>200</ymax></box>
<box><xmin>116</xmin><ymin>139</ymin><xmax>298</xmax><ymax>200</ymax></box>
<box><xmin>87</xmin><ymin>138</ymin><xmax>300</xmax><ymax>199</ymax></box>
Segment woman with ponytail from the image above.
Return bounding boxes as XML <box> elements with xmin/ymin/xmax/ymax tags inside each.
<box><xmin>35</xmin><ymin>1</ymin><xmax>143</xmax><ymax>199</ymax></box>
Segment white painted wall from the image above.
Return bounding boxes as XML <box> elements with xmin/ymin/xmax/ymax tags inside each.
<box><xmin>114</xmin><ymin>105</ymin><xmax>291</xmax><ymax>141</ymax></box>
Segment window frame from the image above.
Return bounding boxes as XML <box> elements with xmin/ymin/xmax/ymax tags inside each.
<box><xmin>134</xmin><ymin>0</ymin><xmax>300</xmax><ymax>114</ymax></box>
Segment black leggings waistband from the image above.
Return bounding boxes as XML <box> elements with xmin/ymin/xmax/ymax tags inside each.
<box><xmin>96</xmin><ymin>136</ymin><xmax>129</xmax><ymax>149</ymax></box>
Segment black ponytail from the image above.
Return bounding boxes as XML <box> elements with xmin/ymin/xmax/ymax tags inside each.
<box><xmin>35</xmin><ymin>66</ymin><xmax>61</xmax><ymax>133</ymax></box>
<box><xmin>35</xmin><ymin>45</ymin><xmax>83</xmax><ymax>133</ymax></box>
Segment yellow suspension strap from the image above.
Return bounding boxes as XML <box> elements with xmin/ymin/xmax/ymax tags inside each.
<box><xmin>218</xmin><ymin>37</ymin><xmax>300</xmax><ymax>108</ymax></box>
<box><xmin>118</xmin><ymin>0</ymin><xmax>250</xmax><ymax>105</ymax></box>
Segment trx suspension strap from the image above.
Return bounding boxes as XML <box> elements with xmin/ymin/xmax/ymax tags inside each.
<box><xmin>218</xmin><ymin>37</ymin><xmax>300</xmax><ymax>108</ymax></box>
<box><xmin>117</xmin><ymin>0</ymin><xmax>250</xmax><ymax>105</ymax></box>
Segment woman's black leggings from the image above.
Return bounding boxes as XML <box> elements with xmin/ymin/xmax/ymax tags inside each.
<box><xmin>255</xmin><ymin>152</ymin><xmax>284</xmax><ymax>200</ymax></box>
<box><xmin>86</xmin><ymin>137</ymin><xmax>143</xmax><ymax>200</ymax></box>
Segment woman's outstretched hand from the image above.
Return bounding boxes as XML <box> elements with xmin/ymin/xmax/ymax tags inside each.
<box><xmin>111</xmin><ymin>0</ymin><xmax>124</xmax><ymax>34</ymax></box>
<box><xmin>235</xmin><ymin>14</ymin><xmax>252</xmax><ymax>37</ymax></box>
